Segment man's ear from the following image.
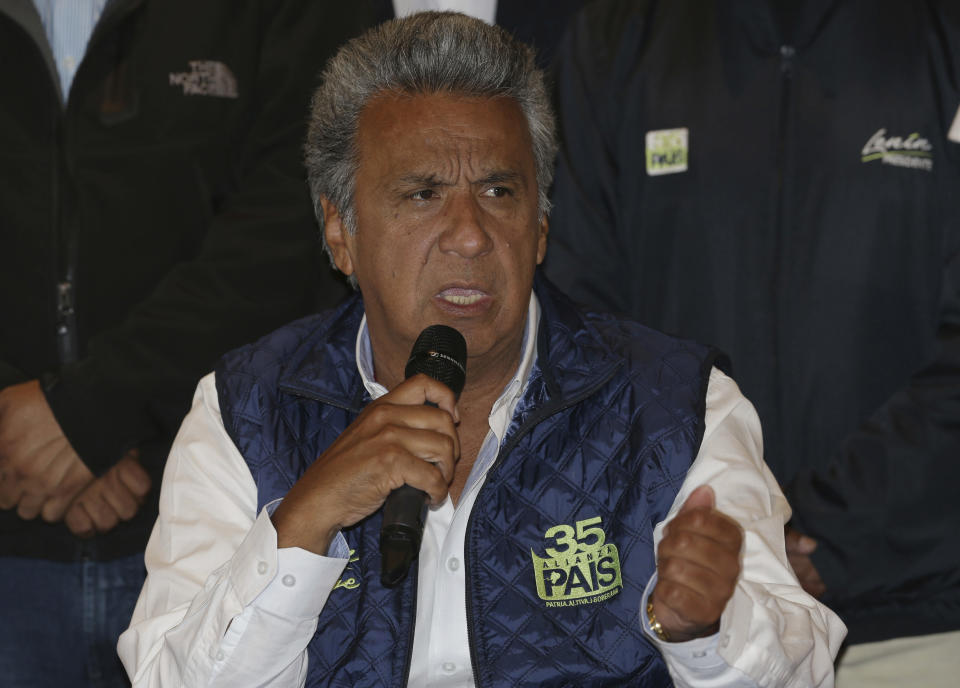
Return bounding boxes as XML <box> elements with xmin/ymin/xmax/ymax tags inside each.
<box><xmin>321</xmin><ymin>197</ymin><xmax>355</xmax><ymax>277</ymax></box>
<box><xmin>536</xmin><ymin>216</ymin><xmax>549</xmax><ymax>265</ymax></box>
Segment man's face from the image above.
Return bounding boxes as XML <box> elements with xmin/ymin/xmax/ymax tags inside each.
<box><xmin>324</xmin><ymin>92</ymin><xmax>548</xmax><ymax>384</ymax></box>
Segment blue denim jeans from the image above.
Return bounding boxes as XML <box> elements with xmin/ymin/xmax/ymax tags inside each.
<box><xmin>0</xmin><ymin>553</ymin><xmax>145</xmax><ymax>688</ymax></box>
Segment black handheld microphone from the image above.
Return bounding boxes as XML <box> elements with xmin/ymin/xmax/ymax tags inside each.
<box><xmin>380</xmin><ymin>324</ymin><xmax>467</xmax><ymax>587</ymax></box>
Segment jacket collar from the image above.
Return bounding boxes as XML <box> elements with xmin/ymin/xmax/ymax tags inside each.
<box><xmin>278</xmin><ymin>272</ymin><xmax>624</xmax><ymax>412</ymax></box>
<box><xmin>277</xmin><ymin>294</ymin><xmax>367</xmax><ymax>412</ymax></box>
<box><xmin>715</xmin><ymin>0</ymin><xmax>840</xmax><ymax>95</ymax></box>
<box><xmin>532</xmin><ymin>272</ymin><xmax>623</xmax><ymax>402</ymax></box>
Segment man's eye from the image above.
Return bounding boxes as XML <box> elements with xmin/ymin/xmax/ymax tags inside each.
<box><xmin>411</xmin><ymin>189</ymin><xmax>436</xmax><ymax>201</ymax></box>
<box><xmin>484</xmin><ymin>186</ymin><xmax>511</xmax><ymax>198</ymax></box>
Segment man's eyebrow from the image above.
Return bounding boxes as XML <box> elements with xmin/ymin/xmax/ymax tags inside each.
<box><xmin>475</xmin><ymin>170</ymin><xmax>525</xmax><ymax>186</ymax></box>
<box><xmin>391</xmin><ymin>170</ymin><xmax>526</xmax><ymax>190</ymax></box>
<box><xmin>395</xmin><ymin>173</ymin><xmax>448</xmax><ymax>188</ymax></box>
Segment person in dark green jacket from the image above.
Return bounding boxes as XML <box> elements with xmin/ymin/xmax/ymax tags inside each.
<box><xmin>0</xmin><ymin>2</ymin><xmax>372</xmax><ymax>685</ymax></box>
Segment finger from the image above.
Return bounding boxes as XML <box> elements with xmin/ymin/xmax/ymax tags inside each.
<box><xmin>0</xmin><ymin>477</ymin><xmax>26</xmax><ymax>510</ymax></box>
<box><xmin>785</xmin><ymin>527</ymin><xmax>817</xmax><ymax>554</ymax></box>
<box><xmin>373</xmin><ymin>424</ymin><xmax>459</xmax><ymax>482</ymax></box>
<box><xmin>652</xmin><ymin>577</ymin><xmax>726</xmax><ymax>636</ymax></box>
<box><xmin>658</xmin><ymin>536</ymin><xmax>741</xmax><ymax>587</ymax></box>
<box><xmin>115</xmin><ymin>460</ymin><xmax>152</xmax><ymax>499</ymax></box>
<box><xmin>39</xmin><ymin>460</ymin><xmax>93</xmax><ymax>522</ymax></box>
<box><xmin>803</xmin><ymin>578</ymin><xmax>827</xmax><ymax>598</ymax></box>
<box><xmin>786</xmin><ymin>552</ymin><xmax>827</xmax><ymax>598</ymax></box>
<box><xmin>356</xmin><ymin>437</ymin><xmax>456</xmax><ymax>504</ymax></box>
<box><xmin>16</xmin><ymin>492</ymin><xmax>46</xmax><ymax>520</ymax></box>
<box><xmin>678</xmin><ymin>485</ymin><xmax>715</xmax><ymax>513</ymax></box>
<box><xmin>40</xmin><ymin>494</ymin><xmax>74</xmax><ymax>522</ymax></box>
<box><xmin>360</xmin><ymin>404</ymin><xmax>460</xmax><ymax>463</ymax></box>
<box><xmin>28</xmin><ymin>436</ymin><xmax>77</xmax><ymax>493</ymax></box>
<box><xmin>101</xmin><ymin>475</ymin><xmax>141</xmax><ymax>521</ymax></box>
<box><xmin>388</xmin><ymin>374</ymin><xmax>459</xmax><ymax>418</ymax></box>
<box><xmin>64</xmin><ymin>502</ymin><xmax>96</xmax><ymax>538</ymax></box>
<box><xmin>667</xmin><ymin>508</ymin><xmax>742</xmax><ymax>551</ymax></box>
<box><xmin>81</xmin><ymin>493</ymin><xmax>121</xmax><ymax>533</ymax></box>
<box><xmin>386</xmin><ymin>448</ymin><xmax>453</xmax><ymax>506</ymax></box>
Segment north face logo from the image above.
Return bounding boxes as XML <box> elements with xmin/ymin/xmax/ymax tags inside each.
<box><xmin>169</xmin><ymin>61</ymin><xmax>238</xmax><ymax>98</ymax></box>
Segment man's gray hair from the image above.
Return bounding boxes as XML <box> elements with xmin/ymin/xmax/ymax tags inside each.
<box><xmin>305</xmin><ymin>11</ymin><xmax>557</xmax><ymax>261</ymax></box>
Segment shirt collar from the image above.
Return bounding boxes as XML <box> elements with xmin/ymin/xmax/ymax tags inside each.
<box><xmin>355</xmin><ymin>292</ymin><xmax>540</xmax><ymax>438</ymax></box>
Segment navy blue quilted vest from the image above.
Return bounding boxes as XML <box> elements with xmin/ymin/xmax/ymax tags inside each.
<box><xmin>216</xmin><ymin>277</ymin><xmax>723</xmax><ymax>687</ymax></box>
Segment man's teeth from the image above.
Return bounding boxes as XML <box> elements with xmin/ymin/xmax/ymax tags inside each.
<box><xmin>444</xmin><ymin>293</ymin><xmax>483</xmax><ymax>305</ymax></box>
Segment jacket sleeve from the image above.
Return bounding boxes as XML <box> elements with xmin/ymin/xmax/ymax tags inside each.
<box><xmin>41</xmin><ymin>1</ymin><xmax>364</xmax><ymax>475</ymax></box>
<box><xmin>118</xmin><ymin>375</ymin><xmax>349</xmax><ymax>687</ymax></box>
<box><xmin>786</xmin><ymin>243</ymin><xmax>960</xmax><ymax>608</ymax></box>
<box><xmin>543</xmin><ymin>0</ymin><xmax>643</xmax><ymax>316</ymax></box>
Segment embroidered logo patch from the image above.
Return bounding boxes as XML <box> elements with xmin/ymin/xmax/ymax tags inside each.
<box><xmin>169</xmin><ymin>60</ymin><xmax>238</xmax><ymax>98</ymax></box>
<box><xmin>334</xmin><ymin>549</ymin><xmax>360</xmax><ymax>591</ymax></box>
<box><xmin>645</xmin><ymin>128</ymin><xmax>688</xmax><ymax>176</ymax></box>
<box><xmin>861</xmin><ymin>128</ymin><xmax>933</xmax><ymax>171</ymax></box>
<box><xmin>531</xmin><ymin>516</ymin><xmax>622</xmax><ymax>607</ymax></box>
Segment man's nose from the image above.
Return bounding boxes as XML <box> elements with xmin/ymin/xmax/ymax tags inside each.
<box><xmin>437</xmin><ymin>194</ymin><xmax>494</xmax><ymax>258</ymax></box>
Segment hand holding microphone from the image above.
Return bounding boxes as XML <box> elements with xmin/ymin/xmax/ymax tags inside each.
<box><xmin>270</xmin><ymin>325</ymin><xmax>465</xmax><ymax>574</ymax></box>
<box><xmin>381</xmin><ymin>325</ymin><xmax>466</xmax><ymax>586</ymax></box>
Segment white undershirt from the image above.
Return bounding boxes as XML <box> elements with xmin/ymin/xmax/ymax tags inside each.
<box><xmin>119</xmin><ymin>294</ymin><xmax>845</xmax><ymax>688</ymax></box>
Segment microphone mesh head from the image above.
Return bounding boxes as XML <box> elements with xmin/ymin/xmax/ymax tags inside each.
<box><xmin>405</xmin><ymin>325</ymin><xmax>467</xmax><ymax>398</ymax></box>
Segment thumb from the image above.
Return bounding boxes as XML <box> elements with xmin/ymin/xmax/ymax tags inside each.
<box><xmin>679</xmin><ymin>484</ymin><xmax>715</xmax><ymax>513</ymax></box>
<box><xmin>785</xmin><ymin>526</ymin><xmax>818</xmax><ymax>554</ymax></box>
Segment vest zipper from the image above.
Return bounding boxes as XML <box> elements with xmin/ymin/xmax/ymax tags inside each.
<box><xmin>462</xmin><ymin>360</ymin><xmax>623</xmax><ymax>687</ymax></box>
<box><xmin>400</xmin><ymin>572</ymin><xmax>418</xmax><ymax>688</ymax></box>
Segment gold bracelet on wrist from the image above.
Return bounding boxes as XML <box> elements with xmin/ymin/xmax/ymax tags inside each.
<box><xmin>646</xmin><ymin>599</ymin><xmax>671</xmax><ymax>642</ymax></box>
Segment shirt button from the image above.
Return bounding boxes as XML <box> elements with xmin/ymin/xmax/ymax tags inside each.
<box><xmin>282</xmin><ymin>574</ymin><xmax>296</xmax><ymax>587</ymax></box>
<box><xmin>442</xmin><ymin>661</ymin><xmax>456</xmax><ymax>673</ymax></box>
<box><xmin>63</xmin><ymin>55</ymin><xmax>76</xmax><ymax>71</ymax></box>
<box><xmin>447</xmin><ymin>557</ymin><xmax>460</xmax><ymax>572</ymax></box>
<box><xmin>257</xmin><ymin>561</ymin><xmax>268</xmax><ymax>574</ymax></box>
<box><xmin>216</xmin><ymin>650</ymin><xmax>225</xmax><ymax>661</ymax></box>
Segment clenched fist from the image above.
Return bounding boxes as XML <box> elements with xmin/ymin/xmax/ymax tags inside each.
<box><xmin>651</xmin><ymin>485</ymin><xmax>743</xmax><ymax>642</ymax></box>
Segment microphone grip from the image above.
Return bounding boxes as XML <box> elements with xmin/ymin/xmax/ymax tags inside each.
<box><xmin>380</xmin><ymin>484</ymin><xmax>428</xmax><ymax>587</ymax></box>
<box><xmin>380</xmin><ymin>399</ymin><xmax>440</xmax><ymax>586</ymax></box>
<box><xmin>380</xmin><ymin>324</ymin><xmax>466</xmax><ymax>587</ymax></box>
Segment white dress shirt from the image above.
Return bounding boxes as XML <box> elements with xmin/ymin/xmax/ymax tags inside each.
<box><xmin>392</xmin><ymin>0</ymin><xmax>496</xmax><ymax>25</ymax></box>
<box><xmin>119</xmin><ymin>295</ymin><xmax>845</xmax><ymax>687</ymax></box>
<box><xmin>31</xmin><ymin>0</ymin><xmax>109</xmax><ymax>98</ymax></box>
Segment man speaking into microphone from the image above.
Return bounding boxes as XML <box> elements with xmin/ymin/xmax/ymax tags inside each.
<box><xmin>119</xmin><ymin>12</ymin><xmax>844</xmax><ymax>687</ymax></box>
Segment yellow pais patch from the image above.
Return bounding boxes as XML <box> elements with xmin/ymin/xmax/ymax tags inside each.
<box><xmin>531</xmin><ymin>517</ymin><xmax>622</xmax><ymax>607</ymax></box>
